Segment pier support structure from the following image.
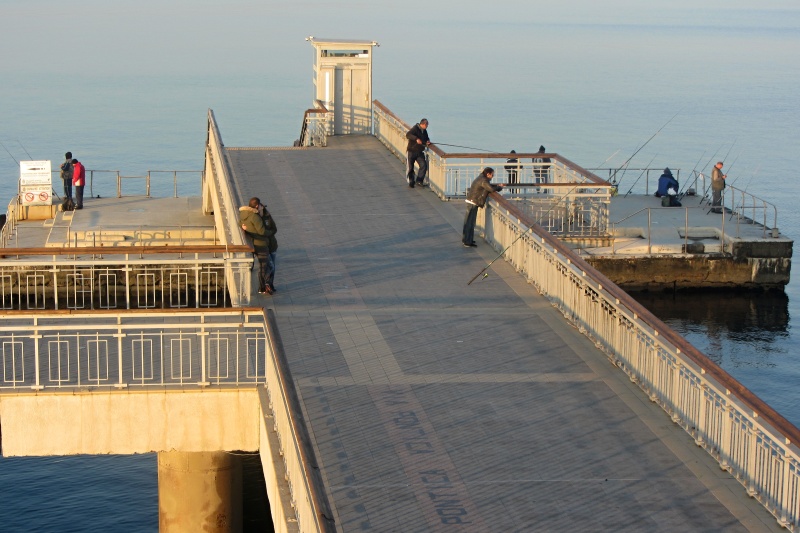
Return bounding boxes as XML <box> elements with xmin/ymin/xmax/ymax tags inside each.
<box><xmin>158</xmin><ymin>451</ymin><xmax>243</xmax><ymax>533</ymax></box>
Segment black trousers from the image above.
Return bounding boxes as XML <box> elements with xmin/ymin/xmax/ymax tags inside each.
<box><xmin>406</xmin><ymin>151</ymin><xmax>428</xmax><ymax>183</ymax></box>
<box><xmin>462</xmin><ymin>204</ymin><xmax>479</xmax><ymax>244</ymax></box>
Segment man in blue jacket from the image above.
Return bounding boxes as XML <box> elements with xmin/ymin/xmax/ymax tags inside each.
<box><xmin>655</xmin><ymin>168</ymin><xmax>679</xmax><ymax>197</ymax></box>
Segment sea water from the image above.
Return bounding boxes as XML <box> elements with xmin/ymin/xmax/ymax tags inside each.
<box><xmin>1</xmin><ymin>3</ymin><xmax>799</xmax><ymax>530</ymax></box>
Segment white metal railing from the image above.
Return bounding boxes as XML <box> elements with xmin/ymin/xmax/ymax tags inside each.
<box><xmin>0</xmin><ymin>309</ymin><xmax>268</xmax><ymax>390</ymax></box>
<box><xmin>205</xmin><ymin>109</ymin><xmax>252</xmax><ymax>306</ymax></box>
<box><xmin>298</xmin><ymin>100</ymin><xmax>332</xmax><ymax>147</ymax></box>
<box><xmin>0</xmin><ymin>257</ymin><xmax>251</xmax><ymax>311</ymax></box>
<box><xmin>261</xmin><ymin>310</ymin><xmax>335</xmax><ymax>532</ymax></box>
<box><xmin>480</xmin><ymin>196</ymin><xmax>800</xmax><ymax>531</ymax></box>
<box><xmin>372</xmin><ymin>101</ymin><xmax>612</xmax><ymax>237</ymax></box>
<box><xmin>0</xmin><ymin>196</ymin><xmax>21</xmax><ymax>248</ymax></box>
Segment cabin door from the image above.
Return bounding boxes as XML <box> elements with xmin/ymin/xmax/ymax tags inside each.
<box><xmin>333</xmin><ymin>65</ymin><xmax>370</xmax><ymax>135</ymax></box>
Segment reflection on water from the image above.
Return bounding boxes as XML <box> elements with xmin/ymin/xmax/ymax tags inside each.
<box><xmin>631</xmin><ymin>289</ymin><xmax>800</xmax><ymax>426</ymax></box>
<box><xmin>632</xmin><ymin>290</ymin><xmax>790</xmax><ymax>367</ymax></box>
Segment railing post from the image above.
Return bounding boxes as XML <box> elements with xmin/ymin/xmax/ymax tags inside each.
<box><xmin>720</xmin><ymin>394</ymin><xmax>733</xmax><ymax>470</ymax></box>
<box><xmin>115</xmin><ymin>318</ymin><xmax>126</xmax><ymax>388</ymax></box>
<box><xmin>31</xmin><ymin>325</ymin><xmax>43</xmax><ymax>390</ymax></box>
<box><xmin>146</xmin><ymin>171</ymin><xmax>151</xmax><ymax>197</ymax></box>
<box><xmin>117</xmin><ymin>171</ymin><xmax>122</xmax><ymax>198</ymax></box>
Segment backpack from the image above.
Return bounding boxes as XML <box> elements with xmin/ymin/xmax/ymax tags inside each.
<box><xmin>61</xmin><ymin>197</ymin><xmax>75</xmax><ymax>212</ymax></box>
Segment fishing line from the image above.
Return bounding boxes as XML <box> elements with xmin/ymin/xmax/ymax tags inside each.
<box><xmin>0</xmin><ymin>141</ymin><xmax>19</xmax><ymax>164</ymax></box>
<box><xmin>433</xmin><ymin>142</ymin><xmax>497</xmax><ymax>153</ymax></box>
<box><xmin>16</xmin><ymin>140</ymin><xmax>33</xmax><ymax>160</ymax></box>
<box><xmin>624</xmin><ymin>153</ymin><xmax>659</xmax><ymax>197</ymax></box>
<box><xmin>677</xmin><ymin>149</ymin><xmax>707</xmax><ymax>198</ymax></box>
<box><xmin>467</xmin><ymin>180</ymin><xmax>601</xmax><ymax>285</ymax></box>
<box><xmin>612</xmin><ymin>109</ymin><xmax>682</xmax><ymax>189</ymax></box>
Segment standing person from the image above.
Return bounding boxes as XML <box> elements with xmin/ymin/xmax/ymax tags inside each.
<box><xmin>462</xmin><ymin>167</ymin><xmax>503</xmax><ymax>247</ymax></box>
<box><xmin>239</xmin><ymin>197</ymin><xmax>274</xmax><ymax>295</ymax></box>
<box><xmin>260</xmin><ymin>201</ymin><xmax>278</xmax><ymax>293</ymax></box>
<box><xmin>405</xmin><ymin>118</ymin><xmax>431</xmax><ymax>188</ymax></box>
<box><xmin>533</xmin><ymin>145</ymin><xmax>551</xmax><ymax>185</ymax></box>
<box><xmin>60</xmin><ymin>152</ymin><xmax>73</xmax><ymax>202</ymax></box>
<box><xmin>711</xmin><ymin>161</ymin><xmax>727</xmax><ymax>213</ymax></box>
<box><xmin>72</xmin><ymin>158</ymin><xmax>85</xmax><ymax>209</ymax></box>
<box><xmin>504</xmin><ymin>149</ymin><xmax>519</xmax><ymax>185</ymax></box>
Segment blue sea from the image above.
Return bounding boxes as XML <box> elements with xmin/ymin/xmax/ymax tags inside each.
<box><xmin>1</xmin><ymin>2</ymin><xmax>799</xmax><ymax>530</ymax></box>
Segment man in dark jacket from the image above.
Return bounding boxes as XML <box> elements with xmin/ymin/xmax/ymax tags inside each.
<box><xmin>240</xmin><ymin>197</ymin><xmax>275</xmax><ymax>294</ymax></box>
<box><xmin>462</xmin><ymin>167</ymin><xmax>503</xmax><ymax>247</ymax></box>
<box><xmin>405</xmin><ymin>118</ymin><xmax>431</xmax><ymax>188</ymax></box>
<box><xmin>60</xmin><ymin>152</ymin><xmax>73</xmax><ymax>202</ymax></box>
<box><xmin>260</xmin><ymin>202</ymin><xmax>278</xmax><ymax>293</ymax></box>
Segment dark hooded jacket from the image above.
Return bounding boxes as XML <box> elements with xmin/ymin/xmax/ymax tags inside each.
<box><xmin>405</xmin><ymin>123</ymin><xmax>430</xmax><ymax>154</ymax></box>
<box><xmin>656</xmin><ymin>169</ymin><xmax>679</xmax><ymax>197</ymax></box>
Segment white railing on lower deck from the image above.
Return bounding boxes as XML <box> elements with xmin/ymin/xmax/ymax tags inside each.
<box><xmin>0</xmin><ymin>309</ymin><xmax>269</xmax><ymax>390</ymax></box>
<box><xmin>480</xmin><ymin>196</ymin><xmax>800</xmax><ymax>531</ymax></box>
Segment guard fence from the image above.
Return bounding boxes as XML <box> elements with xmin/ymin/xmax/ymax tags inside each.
<box><xmin>480</xmin><ymin>193</ymin><xmax>800</xmax><ymax>531</ymax></box>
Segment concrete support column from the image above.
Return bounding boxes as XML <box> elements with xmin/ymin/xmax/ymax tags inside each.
<box><xmin>158</xmin><ymin>451</ymin><xmax>242</xmax><ymax>533</ymax></box>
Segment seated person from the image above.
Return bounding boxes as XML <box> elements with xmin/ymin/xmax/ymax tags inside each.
<box><xmin>655</xmin><ymin>167</ymin><xmax>679</xmax><ymax>197</ymax></box>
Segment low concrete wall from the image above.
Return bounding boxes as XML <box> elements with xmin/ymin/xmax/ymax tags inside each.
<box><xmin>0</xmin><ymin>388</ymin><xmax>260</xmax><ymax>456</ymax></box>
<box><xmin>585</xmin><ymin>255</ymin><xmax>792</xmax><ymax>290</ymax></box>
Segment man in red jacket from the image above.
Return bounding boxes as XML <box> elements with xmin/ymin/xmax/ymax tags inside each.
<box><xmin>72</xmin><ymin>159</ymin><xmax>85</xmax><ymax>209</ymax></box>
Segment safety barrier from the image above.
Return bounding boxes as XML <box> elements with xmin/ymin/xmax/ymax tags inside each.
<box><xmin>298</xmin><ymin>100</ymin><xmax>332</xmax><ymax>147</ymax></box>
<box><xmin>481</xmin><ymin>195</ymin><xmax>800</xmax><ymax>531</ymax></box>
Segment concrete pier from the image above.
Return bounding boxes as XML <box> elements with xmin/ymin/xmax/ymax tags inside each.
<box><xmin>158</xmin><ymin>451</ymin><xmax>242</xmax><ymax>533</ymax></box>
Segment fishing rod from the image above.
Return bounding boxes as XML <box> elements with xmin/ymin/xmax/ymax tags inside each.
<box><xmin>467</xmin><ymin>180</ymin><xmax>603</xmax><ymax>285</ymax></box>
<box><xmin>0</xmin><ymin>141</ymin><xmax>19</xmax><ymax>164</ymax></box>
<box><xmin>16</xmin><ymin>140</ymin><xmax>33</xmax><ymax>160</ymax></box>
<box><xmin>432</xmin><ymin>142</ymin><xmax>497</xmax><ymax>153</ymax></box>
<box><xmin>612</xmin><ymin>109</ymin><xmax>681</xmax><ymax>190</ymax></box>
<box><xmin>677</xmin><ymin>149</ymin><xmax>707</xmax><ymax>198</ymax></box>
<box><xmin>623</xmin><ymin>153</ymin><xmax>659</xmax><ymax>197</ymax></box>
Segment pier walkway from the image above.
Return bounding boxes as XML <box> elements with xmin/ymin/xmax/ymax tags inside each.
<box><xmin>227</xmin><ymin>136</ymin><xmax>780</xmax><ymax>531</ymax></box>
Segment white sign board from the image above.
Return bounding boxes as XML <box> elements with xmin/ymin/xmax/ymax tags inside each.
<box><xmin>19</xmin><ymin>160</ymin><xmax>52</xmax><ymax>206</ymax></box>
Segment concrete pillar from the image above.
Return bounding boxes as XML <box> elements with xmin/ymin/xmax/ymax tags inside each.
<box><xmin>158</xmin><ymin>451</ymin><xmax>242</xmax><ymax>533</ymax></box>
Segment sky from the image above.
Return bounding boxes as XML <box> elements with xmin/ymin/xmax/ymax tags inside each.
<box><xmin>2</xmin><ymin>1</ymin><xmax>798</xmax><ymax>77</ymax></box>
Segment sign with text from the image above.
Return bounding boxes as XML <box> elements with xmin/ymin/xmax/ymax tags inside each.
<box><xmin>19</xmin><ymin>160</ymin><xmax>52</xmax><ymax>206</ymax></box>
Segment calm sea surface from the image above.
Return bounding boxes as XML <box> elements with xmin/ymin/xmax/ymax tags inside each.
<box><xmin>1</xmin><ymin>5</ymin><xmax>799</xmax><ymax>531</ymax></box>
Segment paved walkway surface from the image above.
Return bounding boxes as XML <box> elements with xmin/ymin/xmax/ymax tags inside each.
<box><xmin>227</xmin><ymin>137</ymin><xmax>780</xmax><ymax>532</ymax></box>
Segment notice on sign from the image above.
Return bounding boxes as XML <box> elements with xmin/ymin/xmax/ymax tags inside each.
<box><xmin>19</xmin><ymin>160</ymin><xmax>52</xmax><ymax>206</ymax></box>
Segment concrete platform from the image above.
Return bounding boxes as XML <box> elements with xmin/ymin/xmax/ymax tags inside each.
<box><xmin>5</xmin><ymin>196</ymin><xmax>215</xmax><ymax>250</ymax></box>
<box><xmin>227</xmin><ymin>137</ymin><xmax>782</xmax><ymax>531</ymax></box>
<box><xmin>578</xmin><ymin>194</ymin><xmax>792</xmax><ymax>289</ymax></box>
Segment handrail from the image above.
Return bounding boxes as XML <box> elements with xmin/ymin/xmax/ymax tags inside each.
<box><xmin>263</xmin><ymin>308</ymin><xmax>336</xmax><ymax>532</ymax></box>
<box><xmin>0</xmin><ymin>244</ymin><xmax>253</xmax><ymax>256</ymax></box>
<box><xmin>298</xmin><ymin>100</ymin><xmax>331</xmax><ymax>147</ymax></box>
<box><xmin>484</xmin><ymin>193</ymin><xmax>800</xmax><ymax>528</ymax></box>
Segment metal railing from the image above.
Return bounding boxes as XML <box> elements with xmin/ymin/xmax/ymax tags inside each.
<box><xmin>372</xmin><ymin>100</ymin><xmax>613</xmax><ymax>237</ymax></box>
<box><xmin>0</xmin><ymin>196</ymin><xmax>21</xmax><ymax>248</ymax></box>
<box><xmin>588</xmin><ymin>167</ymin><xmax>683</xmax><ymax>196</ymax></box>
<box><xmin>0</xmin><ymin>251</ymin><xmax>252</xmax><ymax>311</ymax></box>
<box><xmin>298</xmin><ymin>100</ymin><xmax>332</xmax><ymax>147</ymax></box>
<box><xmin>610</xmin><ymin>205</ymin><xmax>729</xmax><ymax>255</ymax></box>
<box><xmin>262</xmin><ymin>309</ymin><xmax>336</xmax><ymax>532</ymax></box>
<box><xmin>0</xmin><ymin>308</ymin><xmax>269</xmax><ymax>390</ymax></box>
<box><xmin>480</xmin><ymin>194</ymin><xmax>800</xmax><ymax>531</ymax></box>
<box><xmin>204</xmin><ymin>109</ymin><xmax>252</xmax><ymax>306</ymax></box>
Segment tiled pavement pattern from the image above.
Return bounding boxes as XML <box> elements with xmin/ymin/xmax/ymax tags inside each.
<box><xmin>227</xmin><ymin>137</ymin><xmax>780</xmax><ymax>532</ymax></box>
